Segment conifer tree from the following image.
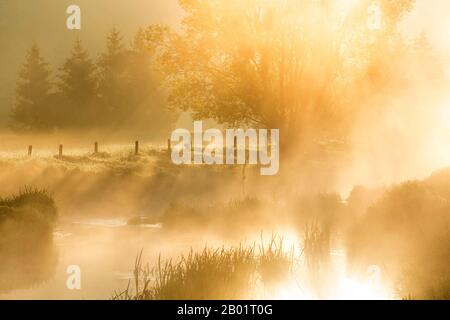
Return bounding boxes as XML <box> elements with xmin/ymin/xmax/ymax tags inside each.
<box><xmin>97</xmin><ymin>28</ymin><xmax>129</xmax><ymax>124</ymax></box>
<box><xmin>126</xmin><ymin>27</ymin><xmax>173</xmax><ymax>133</ymax></box>
<box><xmin>58</xmin><ymin>39</ymin><xmax>97</xmax><ymax>127</ymax></box>
<box><xmin>11</xmin><ymin>44</ymin><xmax>53</xmax><ymax>130</ymax></box>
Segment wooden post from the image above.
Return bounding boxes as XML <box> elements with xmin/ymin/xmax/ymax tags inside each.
<box><xmin>167</xmin><ymin>138</ymin><xmax>171</xmax><ymax>154</ymax></box>
<box><xmin>135</xmin><ymin>141</ymin><xmax>139</xmax><ymax>155</ymax></box>
<box><xmin>94</xmin><ymin>142</ymin><xmax>98</xmax><ymax>154</ymax></box>
<box><xmin>28</xmin><ymin>145</ymin><xmax>33</xmax><ymax>157</ymax></box>
<box><xmin>59</xmin><ymin>144</ymin><xmax>63</xmax><ymax>157</ymax></box>
<box><xmin>234</xmin><ymin>136</ymin><xmax>238</xmax><ymax>161</ymax></box>
<box><xmin>242</xmin><ymin>163</ymin><xmax>247</xmax><ymax>198</ymax></box>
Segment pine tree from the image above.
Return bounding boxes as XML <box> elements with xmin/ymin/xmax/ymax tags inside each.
<box><xmin>125</xmin><ymin>27</ymin><xmax>174</xmax><ymax>135</ymax></box>
<box><xmin>97</xmin><ymin>28</ymin><xmax>129</xmax><ymax>124</ymax></box>
<box><xmin>58</xmin><ymin>39</ymin><xmax>97</xmax><ymax>127</ymax></box>
<box><xmin>413</xmin><ymin>32</ymin><xmax>444</xmax><ymax>86</ymax></box>
<box><xmin>128</xmin><ymin>29</ymin><xmax>161</xmax><ymax>112</ymax></box>
<box><xmin>11</xmin><ymin>44</ymin><xmax>53</xmax><ymax>130</ymax></box>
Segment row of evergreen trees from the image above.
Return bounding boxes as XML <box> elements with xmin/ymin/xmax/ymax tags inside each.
<box><xmin>11</xmin><ymin>28</ymin><xmax>173</xmax><ymax>132</ymax></box>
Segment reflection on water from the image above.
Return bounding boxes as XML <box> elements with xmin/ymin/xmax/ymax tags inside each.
<box><xmin>0</xmin><ymin>217</ymin><xmax>397</xmax><ymax>300</ymax></box>
<box><xmin>0</xmin><ymin>218</ymin><xmax>196</xmax><ymax>300</ymax></box>
<box><xmin>0</xmin><ymin>190</ymin><xmax>59</xmax><ymax>295</ymax></box>
<box><xmin>0</xmin><ymin>236</ymin><xmax>57</xmax><ymax>295</ymax></box>
<box><xmin>72</xmin><ymin>218</ymin><xmax>162</xmax><ymax>229</ymax></box>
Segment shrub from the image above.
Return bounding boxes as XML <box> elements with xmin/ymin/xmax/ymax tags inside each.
<box><xmin>346</xmin><ymin>181</ymin><xmax>450</xmax><ymax>299</ymax></box>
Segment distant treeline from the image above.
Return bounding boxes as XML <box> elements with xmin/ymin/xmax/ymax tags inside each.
<box><xmin>11</xmin><ymin>0</ymin><xmax>445</xmax><ymax>150</ymax></box>
<box><xmin>11</xmin><ymin>28</ymin><xmax>174</xmax><ymax>133</ymax></box>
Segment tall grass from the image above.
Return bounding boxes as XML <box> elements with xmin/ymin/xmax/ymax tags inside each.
<box><xmin>113</xmin><ymin>236</ymin><xmax>295</xmax><ymax>300</ymax></box>
<box><xmin>302</xmin><ymin>223</ymin><xmax>332</xmax><ymax>298</ymax></box>
<box><xmin>0</xmin><ymin>187</ymin><xmax>57</xmax><ymax>231</ymax></box>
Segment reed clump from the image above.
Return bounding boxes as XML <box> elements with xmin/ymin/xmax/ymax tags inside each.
<box><xmin>113</xmin><ymin>237</ymin><xmax>295</xmax><ymax>300</ymax></box>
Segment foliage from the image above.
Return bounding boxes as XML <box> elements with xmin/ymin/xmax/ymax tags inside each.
<box><xmin>10</xmin><ymin>44</ymin><xmax>53</xmax><ymax>130</ymax></box>
<box><xmin>158</xmin><ymin>0</ymin><xmax>420</xmax><ymax>148</ymax></box>
<box><xmin>346</xmin><ymin>181</ymin><xmax>450</xmax><ymax>299</ymax></box>
<box><xmin>11</xmin><ymin>29</ymin><xmax>173</xmax><ymax>134</ymax></box>
<box><xmin>57</xmin><ymin>39</ymin><xmax>97</xmax><ymax>127</ymax></box>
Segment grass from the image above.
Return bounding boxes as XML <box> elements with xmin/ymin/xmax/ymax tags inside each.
<box><xmin>113</xmin><ymin>236</ymin><xmax>295</xmax><ymax>300</ymax></box>
<box><xmin>141</xmin><ymin>179</ymin><xmax>450</xmax><ymax>300</ymax></box>
<box><xmin>0</xmin><ymin>187</ymin><xmax>57</xmax><ymax>226</ymax></box>
<box><xmin>302</xmin><ymin>222</ymin><xmax>332</xmax><ymax>298</ymax></box>
<box><xmin>1</xmin><ymin>147</ymin><xmax>450</xmax><ymax>299</ymax></box>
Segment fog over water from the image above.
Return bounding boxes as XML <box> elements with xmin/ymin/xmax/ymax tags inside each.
<box><xmin>1</xmin><ymin>0</ymin><xmax>450</xmax><ymax>300</ymax></box>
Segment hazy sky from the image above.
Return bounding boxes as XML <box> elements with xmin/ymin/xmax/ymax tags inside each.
<box><xmin>0</xmin><ymin>0</ymin><xmax>448</xmax><ymax>126</ymax></box>
<box><xmin>402</xmin><ymin>0</ymin><xmax>450</xmax><ymax>67</ymax></box>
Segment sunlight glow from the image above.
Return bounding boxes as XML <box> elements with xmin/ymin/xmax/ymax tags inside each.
<box><xmin>272</xmin><ymin>275</ymin><xmax>392</xmax><ymax>300</ymax></box>
<box><xmin>338</xmin><ymin>0</ymin><xmax>358</xmax><ymax>14</ymax></box>
<box><xmin>272</xmin><ymin>281</ymin><xmax>312</xmax><ymax>300</ymax></box>
<box><xmin>336</xmin><ymin>277</ymin><xmax>389</xmax><ymax>300</ymax></box>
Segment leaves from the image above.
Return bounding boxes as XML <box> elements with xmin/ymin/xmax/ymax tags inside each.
<box><xmin>159</xmin><ymin>0</ymin><xmax>418</xmax><ymax>146</ymax></box>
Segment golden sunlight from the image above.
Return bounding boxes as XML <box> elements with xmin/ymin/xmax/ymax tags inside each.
<box><xmin>336</xmin><ymin>278</ymin><xmax>392</xmax><ymax>300</ymax></box>
<box><xmin>1</xmin><ymin>0</ymin><xmax>450</xmax><ymax>302</ymax></box>
<box><xmin>338</xmin><ymin>0</ymin><xmax>358</xmax><ymax>13</ymax></box>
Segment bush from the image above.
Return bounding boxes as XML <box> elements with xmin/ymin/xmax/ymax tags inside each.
<box><xmin>346</xmin><ymin>181</ymin><xmax>450</xmax><ymax>299</ymax></box>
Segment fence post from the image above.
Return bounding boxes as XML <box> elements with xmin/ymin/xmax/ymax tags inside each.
<box><xmin>59</xmin><ymin>144</ymin><xmax>63</xmax><ymax>157</ymax></box>
<box><xmin>28</xmin><ymin>145</ymin><xmax>32</xmax><ymax>157</ymax></box>
<box><xmin>234</xmin><ymin>136</ymin><xmax>238</xmax><ymax>161</ymax></box>
<box><xmin>167</xmin><ymin>138</ymin><xmax>171</xmax><ymax>154</ymax></box>
<box><xmin>94</xmin><ymin>142</ymin><xmax>98</xmax><ymax>154</ymax></box>
<box><xmin>135</xmin><ymin>141</ymin><xmax>139</xmax><ymax>155</ymax></box>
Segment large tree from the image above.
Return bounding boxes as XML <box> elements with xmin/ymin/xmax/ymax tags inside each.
<box><xmin>57</xmin><ymin>39</ymin><xmax>97</xmax><ymax>127</ymax></box>
<box><xmin>96</xmin><ymin>27</ymin><xmax>174</xmax><ymax>134</ymax></box>
<box><xmin>126</xmin><ymin>27</ymin><xmax>175</xmax><ymax>135</ymax></box>
<box><xmin>97</xmin><ymin>28</ymin><xmax>130</xmax><ymax>124</ymax></box>
<box><xmin>158</xmin><ymin>0</ymin><xmax>416</xmax><ymax>149</ymax></box>
<box><xmin>11</xmin><ymin>44</ymin><xmax>53</xmax><ymax>130</ymax></box>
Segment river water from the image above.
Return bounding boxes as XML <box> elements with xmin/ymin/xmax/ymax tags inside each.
<box><xmin>0</xmin><ymin>217</ymin><xmax>396</xmax><ymax>300</ymax></box>
<box><xmin>0</xmin><ymin>218</ymin><xmax>199</xmax><ymax>300</ymax></box>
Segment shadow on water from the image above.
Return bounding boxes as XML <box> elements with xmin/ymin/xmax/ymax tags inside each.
<box><xmin>0</xmin><ymin>189</ymin><xmax>58</xmax><ymax>293</ymax></box>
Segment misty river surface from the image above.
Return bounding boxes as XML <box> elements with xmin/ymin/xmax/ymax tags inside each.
<box><xmin>0</xmin><ymin>215</ymin><xmax>398</xmax><ymax>300</ymax></box>
<box><xmin>0</xmin><ymin>218</ymin><xmax>201</xmax><ymax>300</ymax></box>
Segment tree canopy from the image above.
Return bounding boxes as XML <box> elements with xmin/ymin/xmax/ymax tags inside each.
<box><xmin>157</xmin><ymin>0</ymin><xmax>420</xmax><ymax>148</ymax></box>
<box><xmin>11</xmin><ymin>29</ymin><xmax>174</xmax><ymax>135</ymax></box>
<box><xmin>11</xmin><ymin>44</ymin><xmax>52</xmax><ymax>130</ymax></box>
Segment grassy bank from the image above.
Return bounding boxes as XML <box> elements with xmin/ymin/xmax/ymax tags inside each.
<box><xmin>0</xmin><ymin>188</ymin><xmax>58</xmax><ymax>292</ymax></box>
